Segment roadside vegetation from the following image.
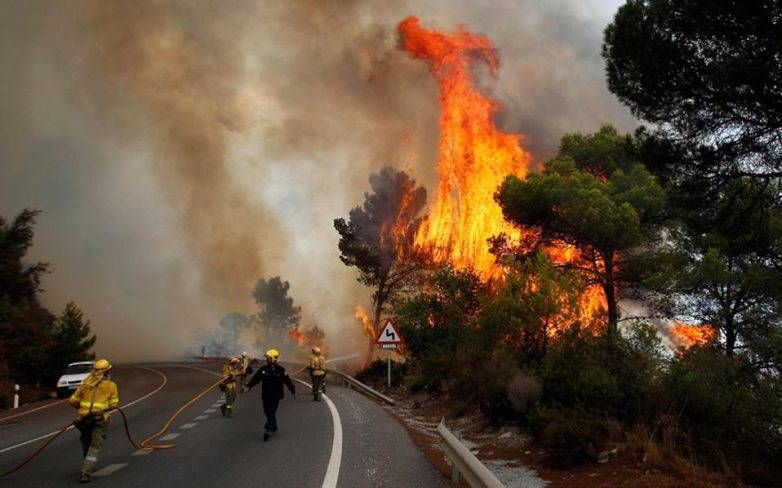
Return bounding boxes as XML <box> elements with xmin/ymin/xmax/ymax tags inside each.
<box><xmin>343</xmin><ymin>2</ymin><xmax>782</xmax><ymax>485</ymax></box>
<box><xmin>0</xmin><ymin>209</ymin><xmax>96</xmax><ymax>408</ymax></box>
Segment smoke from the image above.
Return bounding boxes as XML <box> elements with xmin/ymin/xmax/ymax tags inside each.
<box><xmin>0</xmin><ymin>0</ymin><xmax>634</xmax><ymax>361</ymax></box>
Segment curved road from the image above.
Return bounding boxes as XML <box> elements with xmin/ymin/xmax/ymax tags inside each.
<box><xmin>0</xmin><ymin>363</ymin><xmax>445</xmax><ymax>487</ymax></box>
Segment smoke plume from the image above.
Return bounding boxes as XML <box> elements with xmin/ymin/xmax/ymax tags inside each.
<box><xmin>0</xmin><ymin>0</ymin><xmax>634</xmax><ymax>360</ymax></box>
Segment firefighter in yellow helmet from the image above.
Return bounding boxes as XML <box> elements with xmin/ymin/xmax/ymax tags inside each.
<box><xmin>242</xmin><ymin>348</ymin><xmax>296</xmax><ymax>441</ymax></box>
<box><xmin>68</xmin><ymin>358</ymin><xmax>119</xmax><ymax>483</ymax></box>
<box><xmin>308</xmin><ymin>346</ymin><xmax>327</xmax><ymax>401</ymax></box>
<box><xmin>220</xmin><ymin>356</ymin><xmax>242</xmax><ymax>418</ymax></box>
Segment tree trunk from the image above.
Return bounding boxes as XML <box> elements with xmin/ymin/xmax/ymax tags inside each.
<box><xmin>725</xmin><ymin>320</ymin><xmax>736</xmax><ymax>357</ymax></box>
<box><xmin>603</xmin><ymin>252</ymin><xmax>618</xmax><ymax>337</ymax></box>
<box><xmin>365</xmin><ymin>295</ymin><xmax>385</xmax><ymax>366</ymax></box>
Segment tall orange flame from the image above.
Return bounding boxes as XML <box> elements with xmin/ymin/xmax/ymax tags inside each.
<box><xmin>399</xmin><ymin>17</ymin><xmax>532</xmax><ymax>280</ymax></box>
<box><xmin>354</xmin><ymin>305</ymin><xmax>375</xmax><ymax>339</ymax></box>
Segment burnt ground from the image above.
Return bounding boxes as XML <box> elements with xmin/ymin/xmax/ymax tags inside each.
<box><xmin>369</xmin><ymin>385</ymin><xmax>743</xmax><ymax>488</ymax></box>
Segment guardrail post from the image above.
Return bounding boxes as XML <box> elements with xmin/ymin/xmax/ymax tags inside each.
<box><xmin>13</xmin><ymin>384</ymin><xmax>20</xmax><ymax>409</ymax></box>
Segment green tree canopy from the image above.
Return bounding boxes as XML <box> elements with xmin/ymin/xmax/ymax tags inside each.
<box><xmin>497</xmin><ymin>126</ymin><xmax>666</xmax><ymax>335</ymax></box>
<box><xmin>0</xmin><ymin>209</ymin><xmax>49</xmax><ymax>304</ymax></box>
<box><xmin>49</xmin><ymin>301</ymin><xmax>96</xmax><ymax>374</ymax></box>
<box><xmin>640</xmin><ymin>179</ymin><xmax>782</xmax><ymax>362</ymax></box>
<box><xmin>0</xmin><ymin>209</ymin><xmax>97</xmax><ymax>392</ymax></box>
<box><xmin>252</xmin><ymin>276</ymin><xmax>301</xmax><ymax>332</ymax></box>
<box><xmin>604</xmin><ymin>0</ymin><xmax>782</xmax><ymax>183</ymax></box>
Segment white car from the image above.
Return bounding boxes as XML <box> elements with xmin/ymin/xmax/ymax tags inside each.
<box><xmin>56</xmin><ymin>361</ymin><xmax>94</xmax><ymax>398</ymax></box>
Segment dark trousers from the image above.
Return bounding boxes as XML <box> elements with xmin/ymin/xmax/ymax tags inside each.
<box><xmin>78</xmin><ymin>419</ymin><xmax>107</xmax><ymax>475</ymax></box>
<box><xmin>262</xmin><ymin>397</ymin><xmax>280</xmax><ymax>432</ymax></box>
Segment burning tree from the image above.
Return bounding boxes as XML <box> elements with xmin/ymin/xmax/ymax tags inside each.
<box><xmin>334</xmin><ymin>166</ymin><xmax>428</xmax><ymax>358</ymax></box>
<box><xmin>497</xmin><ymin>126</ymin><xmax>667</xmax><ymax>336</ymax></box>
<box><xmin>398</xmin><ymin>16</ymin><xmax>532</xmax><ymax>281</ymax></box>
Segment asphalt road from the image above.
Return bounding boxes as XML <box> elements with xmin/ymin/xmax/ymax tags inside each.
<box><xmin>0</xmin><ymin>362</ymin><xmax>445</xmax><ymax>487</ymax></box>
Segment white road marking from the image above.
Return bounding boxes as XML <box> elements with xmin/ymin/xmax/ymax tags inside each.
<box><xmin>204</xmin><ymin>409</ymin><xmax>217</xmax><ymax>413</ymax></box>
<box><xmin>0</xmin><ymin>399</ymin><xmax>69</xmax><ymax>422</ymax></box>
<box><xmin>131</xmin><ymin>449</ymin><xmax>153</xmax><ymax>456</ymax></box>
<box><xmin>180</xmin><ymin>423</ymin><xmax>197</xmax><ymax>429</ymax></box>
<box><xmin>0</xmin><ymin>366</ymin><xmax>168</xmax><ymax>454</ymax></box>
<box><xmin>293</xmin><ymin>378</ymin><xmax>342</xmax><ymax>488</ymax></box>
<box><xmin>211</xmin><ymin>403</ymin><xmax>222</xmax><ymax>408</ymax></box>
<box><xmin>158</xmin><ymin>433</ymin><xmax>181</xmax><ymax>441</ymax></box>
<box><xmin>194</xmin><ymin>415</ymin><xmax>208</xmax><ymax>420</ymax></box>
<box><xmin>93</xmin><ymin>463</ymin><xmax>128</xmax><ymax>476</ymax></box>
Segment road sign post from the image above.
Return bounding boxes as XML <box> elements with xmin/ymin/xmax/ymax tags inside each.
<box><xmin>375</xmin><ymin>318</ymin><xmax>403</xmax><ymax>389</ymax></box>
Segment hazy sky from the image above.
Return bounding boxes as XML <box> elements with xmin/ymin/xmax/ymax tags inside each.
<box><xmin>0</xmin><ymin>0</ymin><xmax>633</xmax><ymax>361</ymax></box>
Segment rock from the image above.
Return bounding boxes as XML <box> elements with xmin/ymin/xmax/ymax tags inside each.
<box><xmin>499</xmin><ymin>432</ymin><xmax>513</xmax><ymax>440</ymax></box>
<box><xmin>597</xmin><ymin>451</ymin><xmax>610</xmax><ymax>464</ymax></box>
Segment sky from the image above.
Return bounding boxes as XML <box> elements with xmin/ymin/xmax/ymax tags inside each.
<box><xmin>0</xmin><ymin>0</ymin><xmax>633</xmax><ymax>361</ymax></box>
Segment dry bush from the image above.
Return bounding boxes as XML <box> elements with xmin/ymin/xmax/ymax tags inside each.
<box><xmin>506</xmin><ymin>371</ymin><xmax>542</xmax><ymax>416</ymax></box>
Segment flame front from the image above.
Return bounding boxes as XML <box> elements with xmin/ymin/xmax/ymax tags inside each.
<box><xmin>287</xmin><ymin>327</ymin><xmax>326</xmax><ymax>350</ymax></box>
<box><xmin>670</xmin><ymin>321</ymin><xmax>717</xmax><ymax>349</ymax></box>
<box><xmin>399</xmin><ymin>17</ymin><xmax>532</xmax><ymax>280</ymax></box>
<box><xmin>354</xmin><ymin>305</ymin><xmax>375</xmax><ymax>339</ymax></box>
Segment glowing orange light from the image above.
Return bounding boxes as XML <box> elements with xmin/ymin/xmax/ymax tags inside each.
<box><xmin>670</xmin><ymin>321</ymin><xmax>717</xmax><ymax>349</ymax></box>
<box><xmin>354</xmin><ymin>305</ymin><xmax>375</xmax><ymax>339</ymax></box>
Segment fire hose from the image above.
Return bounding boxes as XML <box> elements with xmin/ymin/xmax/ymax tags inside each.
<box><xmin>0</xmin><ymin>375</ymin><xmax>229</xmax><ymax>479</ymax></box>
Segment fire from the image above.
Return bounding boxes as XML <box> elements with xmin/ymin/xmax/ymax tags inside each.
<box><xmin>287</xmin><ymin>326</ymin><xmax>326</xmax><ymax>350</ymax></box>
<box><xmin>398</xmin><ymin>17</ymin><xmax>608</xmax><ymax>330</ymax></box>
<box><xmin>354</xmin><ymin>305</ymin><xmax>375</xmax><ymax>339</ymax></box>
<box><xmin>399</xmin><ymin>17</ymin><xmax>532</xmax><ymax>281</ymax></box>
<box><xmin>670</xmin><ymin>321</ymin><xmax>717</xmax><ymax>349</ymax></box>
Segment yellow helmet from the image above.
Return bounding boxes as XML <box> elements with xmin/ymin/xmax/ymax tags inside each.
<box><xmin>312</xmin><ymin>347</ymin><xmax>321</xmax><ymax>355</ymax></box>
<box><xmin>94</xmin><ymin>358</ymin><xmax>112</xmax><ymax>372</ymax></box>
<box><xmin>229</xmin><ymin>356</ymin><xmax>240</xmax><ymax>364</ymax></box>
<box><xmin>265</xmin><ymin>349</ymin><xmax>280</xmax><ymax>362</ymax></box>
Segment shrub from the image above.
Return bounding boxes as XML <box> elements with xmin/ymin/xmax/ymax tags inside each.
<box><xmin>534</xmin><ymin>405</ymin><xmax>622</xmax><ymax>468</ymax></box>
<box><xmin>507</xmin><ymin>371</ymin><xmax>542</xmax><ymax>418</ymax></box>
<box><xmin>356</xmin><ymin>359</ymin><xmax>408</xmax><ymax>387</ymax></box>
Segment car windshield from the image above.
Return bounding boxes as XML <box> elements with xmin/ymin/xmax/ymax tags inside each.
<box><xmin>65</xmin><ymin>364</ymin><xmax>93</xmax><ymax>375</ymax></box>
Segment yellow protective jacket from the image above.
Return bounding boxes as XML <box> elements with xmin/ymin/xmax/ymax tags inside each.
<box><xmin>241</xmin><ymin>356</ymin><xmax>251</xmax><ymax>375</ymax></box>
<box><xmin>222</xmin><ymin>363</ymin><xmax>239</xmax><ymax>384</ymax></box>
<box><xmin>309</xmin><ymin>355</ymin><xmax>326</xmax><ymax>376</ymax></box>
<box><xmin>69</xmin><ymin>378</ymin><xmax>119</xmax><ymax>421</ymax></box>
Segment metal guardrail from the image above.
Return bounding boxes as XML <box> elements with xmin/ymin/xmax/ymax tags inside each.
<box><xmin>438</xmin><ymin>418</ymin><xmax>505</xmax><ymax>488</ymax></box>
<box><xmin>329</xmin><ymin>370</ymin><xmax>397</xmax><ymax>406</ymax></box>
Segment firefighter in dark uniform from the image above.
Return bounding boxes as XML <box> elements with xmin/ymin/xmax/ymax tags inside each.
<box><xmin>242</xmin><ymin>348</ymin><xmax>296</xmax><ymax>441</ymax></box>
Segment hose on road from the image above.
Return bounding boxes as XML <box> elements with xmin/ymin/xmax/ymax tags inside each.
<box><xmin>0</xmin><ymin>422</ymin><xmax>71</xmax><ymax>478</ymax></box>
<box><xmin>0</xmin><ymin>374</ymin><xmax>229</xmax><ymax>479</ymax></box>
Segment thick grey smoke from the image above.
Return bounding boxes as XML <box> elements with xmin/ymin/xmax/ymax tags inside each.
<box><xmin>0</xmin><ymin>0</ymin><xmax>634</xmax><ymax>361</ymax></box>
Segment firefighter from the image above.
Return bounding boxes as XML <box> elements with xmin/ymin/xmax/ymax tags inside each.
<box><xmin>220</xmin><ymin>356</ymin><xmax>242</xmax><ymax>417</ymax></box>
<box><xmin>308</xmin><ymin>346</ymin><xmax>326</xmax><ymax>401</ymax></box>
<box><xmin>68</xmin><ymin>358</ymin><xmax>119</xmax><ymax>483</ymax></box>
<box><xmin>238</xmin><ymin>351</ymin><xmax>253</xmax><ymax>389</ymax></box>
<box><xmin>241</xmin><ymin>348</ymin><xmax>296</xmax><ymax>441</ymax></box>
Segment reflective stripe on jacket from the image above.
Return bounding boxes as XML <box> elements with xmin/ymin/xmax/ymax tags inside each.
<box><xmin>69</xmin><ymin>380</ymin><xmax>119</xmax><ymax>419</ymax></box>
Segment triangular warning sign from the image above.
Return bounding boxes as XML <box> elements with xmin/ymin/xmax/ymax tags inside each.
<box><xmin>375</xmin><ymin>318</ymin><xmax>403</xmax><ymax>344</ymax></box>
